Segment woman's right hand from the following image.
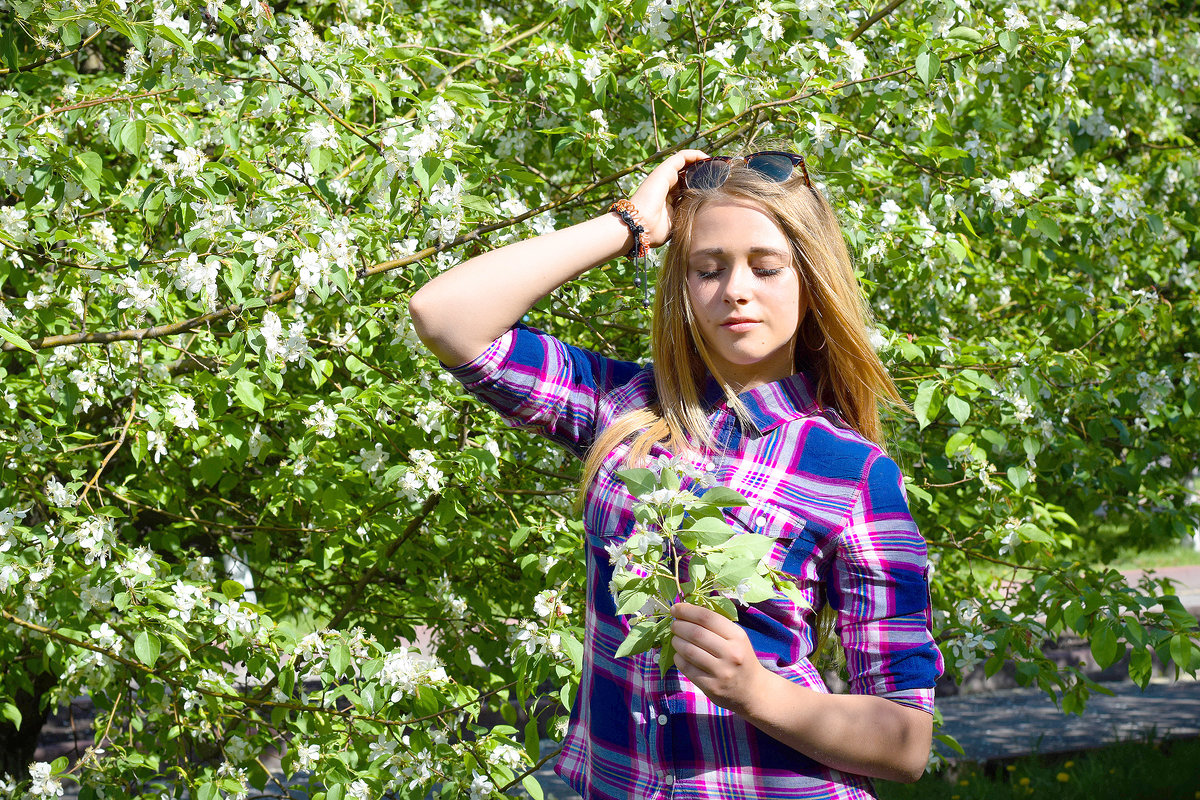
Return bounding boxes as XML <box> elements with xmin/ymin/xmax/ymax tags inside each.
<box><xmin>629</xmin><ymin>149</ymin><xmax>710</xmax><ymax>249</ymax></box>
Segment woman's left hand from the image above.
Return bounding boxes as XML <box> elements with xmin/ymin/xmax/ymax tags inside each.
<box><xmin>670</xmin><ymin>602</ymin><xmax>768</xmax><ymax>715</ymax></box>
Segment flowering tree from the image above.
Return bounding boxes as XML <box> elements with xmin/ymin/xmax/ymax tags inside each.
<box><xmin>1</xmin><ymin>0</ymin><xmax>1199</xmax><ymax>795</ymax></box>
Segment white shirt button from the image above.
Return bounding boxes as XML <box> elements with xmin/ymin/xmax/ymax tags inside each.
<box><xmin>657</xmin><ymin>713</ymin><xmax>668</xmax><ymax>725</ymax></box>
<box><xmin>664</xmin><ymin>775</ymin><xmax>675</xmax><ymax>785</ymax></box>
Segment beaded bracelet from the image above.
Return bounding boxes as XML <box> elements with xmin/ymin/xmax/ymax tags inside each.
<box><xmin>609</xmin><ymin>198</ymin><xmax>648</xmax><ymax>259</ymax></box>
<box><xmin>609</xmin><ymin>199</ymin><xmax>651</xmax><ymax>307</ymax></box>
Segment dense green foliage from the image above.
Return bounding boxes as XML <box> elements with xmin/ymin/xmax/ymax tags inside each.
<box><xmin>0</xmin><ymin>0</ymin><xmax>1198</xmax><ymax>796</ymax></box>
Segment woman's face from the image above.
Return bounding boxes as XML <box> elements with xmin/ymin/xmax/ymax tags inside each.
<box><xmin>685</xmin><ymin>200</ymin><xmax>805</xmax><ymax>392</ymax></box>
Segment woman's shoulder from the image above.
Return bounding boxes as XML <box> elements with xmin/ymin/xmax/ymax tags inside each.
<box><xmin>600</xmin><ymin>360</ymin><xmax>657</xmax><ymax>407</ymax></box>
<box><xmin>780</xmin><ymin>408</ymin><xmax>899</xmax><ymax>487</ymax></box>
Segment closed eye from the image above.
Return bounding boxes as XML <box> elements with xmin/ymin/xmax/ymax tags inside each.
<box><xmin>694</xmin><ymin>267</ymin><xmax>786</xmax><ymax>281</ymax></box>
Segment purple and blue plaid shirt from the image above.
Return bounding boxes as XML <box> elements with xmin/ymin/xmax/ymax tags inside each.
<box><xmin>447</xmin><ymin>325</ymin><xmax>942</xmax><ymax>800</ymax></box>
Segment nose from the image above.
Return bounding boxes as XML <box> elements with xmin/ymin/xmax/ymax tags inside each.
<box><xmin>722</xmin><ymin>263</ymin><xmax>753</xmax><ymax>306</ymax></box>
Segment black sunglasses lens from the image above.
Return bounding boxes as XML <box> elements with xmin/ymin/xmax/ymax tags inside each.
<box><xmin>746</xmin><ymin>153</ymin><xmax>796</xmax><ymax>182</ymax></box>
<box><xmin>686</xmin><ymin>160</ymin><xmax>731</xmax><ymax>190</ymax></box>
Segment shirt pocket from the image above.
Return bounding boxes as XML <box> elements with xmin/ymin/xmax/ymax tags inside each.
<box><xmin>727</xmin><ymin>504</ymin><xmax>820</xmax><ymax>581</ymax></box>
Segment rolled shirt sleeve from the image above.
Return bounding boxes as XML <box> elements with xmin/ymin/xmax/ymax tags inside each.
<box><xmin>445</xmin><ymin>324</ymin><xmax>643</xmax><ymax>459</ymax></box>
<box><xmin>828</xmin><ymin>452</ymin><xmax>943</xmax><ymax>713</ymax></box>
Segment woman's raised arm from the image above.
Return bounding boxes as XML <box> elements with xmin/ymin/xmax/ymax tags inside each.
<box><xmin>407</xmin><ymin>149</ymin><xmax>709</xmax><ymax>367</ymax></box>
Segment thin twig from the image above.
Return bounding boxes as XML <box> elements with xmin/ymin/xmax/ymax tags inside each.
<box><xmin>25</xmin><ymin>89</ymin><xmax>175</xmax><ymax>126</ymax></box>
<box><xmin>77</xmin><ymin>339</ymin><xmax>144</xmax><ymax>508</ymax></box>
<box><xmin>0</xmin><ymin>26</ymin><xmax>107</xmax><ymax>76</ymax></box>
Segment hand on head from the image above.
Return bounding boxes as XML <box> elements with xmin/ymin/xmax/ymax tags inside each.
<box><xmin>629</xmin><ymin>149</ymin><xmax>710</xmax><ymax>249</ymax></box>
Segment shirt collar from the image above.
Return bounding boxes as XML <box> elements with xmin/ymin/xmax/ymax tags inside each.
<box><xmin>702</xmin><ymin>371</ymin><xmax>821</xmax><ymax>436</ymax></box>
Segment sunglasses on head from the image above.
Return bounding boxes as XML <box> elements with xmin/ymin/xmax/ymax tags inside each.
<box><xmin>677</xmin><ymin>151</ymin><xmax>812</xmax><ymax>191</ymax></box>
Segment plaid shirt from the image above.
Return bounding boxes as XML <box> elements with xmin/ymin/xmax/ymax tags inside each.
<box><xmin>447</xmin><ymin>325</ymin><xmax>943</xmax><ymax>800</ymax></box>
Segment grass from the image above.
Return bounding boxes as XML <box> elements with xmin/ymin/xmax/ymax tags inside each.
<box><xmin>877</xmin><ymin>736</ymin><xmax>1200</xmax><ymax>800</ymax></box>
<box><xmin>1103</xmin><ymin>542</ymin><xmax>1200</xmax><ymax>572</ymax></box>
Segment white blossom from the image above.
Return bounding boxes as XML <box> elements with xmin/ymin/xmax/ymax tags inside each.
<box><xmin>304</xmin><ymin>400</ymin><xmax>338</xmax><ymax>438</ymax></box>
<box><xmin>1003</xmin><ymin>6</ymin><xmax>1030</xmax><ymax>31</ymax></box>
<box><xmin>301</xmin><ymin>121</ymin><xmax>337</xmax><ymax>152</ymax></box>
<box><xmin>748</xmin><ymin>2</ymin><xmax>784</xmax><ymax>42</ymax></box>
<box><xmin>214</xmin><ymin>600</ymin><xmax>257</xmax><ymax>634</ymax></box>
<box><xmin>294</xmin><ymin>741</ymin><xmax>320</xmax><ymax>770</ymax></box>
<box><xmin>165</xmin><ymin>393</ymin><xmax>200</xmax><ymax>430</ymax></box>
<box><xmin>90</xmin><ymin>622</ymin><xmax>118</xmax><ymax>650</ymax></box>
<box><xmin>27</xmin><ymin>762</ymin><xmax>63</xmax><ymax>799</ymax></box>
<box><xmin>354</xmin><ymin>443</ymin><xmax>389</xmax><ymax>474</ymax></box>
<box><xmin>837</xmin><ymin>39</ymin><xmax>867</xmax><ymax>82</ymax></box>
<box><xmin>1055</xmin><ymin>13</ymin><xmax>1088</xmax><ymax>32</ymax></box>
<box><xmin>644</xmin><ymin>0</ymin><xmax>677</xmax><ymax>37</ymax></box>
<box><xmin>172</xmin><ymin>146</ymin><xmax>207</xmax><ymax>180</ymax></box>
<box><xmin>169</xmin><ymin>580</ymin><xmax>207</xmax><ymax>622</ymax></box>
<box><xmin>480</xmin><ymin>10</ymin><xmax>504</xmax><ymax>35</ymax></box>
<box><xmin>880</xmin><ymin>198</ymin><xmax>902</xmax><ymax>227</ymax></box>
<box><xmin>580</xmin><ymin>55</ymin><xmax>603</xmax><ymax>83</ymax></box>
<box><xmin>533</xmin><ymin>589</ymin><xmax>572</xmax><ymax>618</ymax></box>
<box><xmin>468</xmin><ymin>773</ymin><xmax>494</xmax><ymax>800</ymax></box>
<box><xmin>45</xmin><ymin>477</ymin><xmax>75</xmax><ymax>508</ymax></box>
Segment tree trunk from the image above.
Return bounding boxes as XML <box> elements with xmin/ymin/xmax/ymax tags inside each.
<box><xmin>0</xmin><ymin>668</ymin><xmax>57</xmax><ymax>779</ymax></box>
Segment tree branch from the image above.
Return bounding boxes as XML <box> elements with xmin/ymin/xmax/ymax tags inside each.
<box><xmin>849</xmin><ymin>0</ymin><xmax>909</xmax><ymax>42</ymax></box>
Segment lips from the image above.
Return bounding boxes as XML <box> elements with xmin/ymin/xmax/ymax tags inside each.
<box><xmin>721</xmin><ymin>317</ymin><xmax>760</xmax><ymax>332</ymax></box>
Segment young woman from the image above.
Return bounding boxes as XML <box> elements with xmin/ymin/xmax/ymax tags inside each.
<box><xmin>409</xmin><ymin>149</ymin><xmax>943</xmax><ymax>799</ymax></box>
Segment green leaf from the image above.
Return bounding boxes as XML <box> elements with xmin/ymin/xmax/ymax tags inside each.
<box><xmin>76</xmin><ymin>151</ymin><xmax>103</xmax><ymax>179</ymax></box>
<box><xmin>697</xmin><ymin>487</ymin><xmax>750</xmax><ymax>507</ymax></box>
<box><xmin>1007</xmin><ymin>466</ymin><xmax>1029</xmax><ymax>490</ymax></box>
<box><xmin>1129</xmin><ymin>648</ymin><xmax>1153</xmax><ymax>689</ymax></box>
<box><xmin>709</xmin><ymin>595</ymin><xmax>738</xmax><ymax>621</ymax></box>
<box><xmin>913</xmin><ymin>381</ymin><xmax>940</xmax><ymax>430</ymax></box>
<box><xmin>1169</xmin><ymin>633</ymin><xmax>1193</xmax><ymax>672</ymax></box>
<box><xmin>1089</xmin><ymin>623</ymin><xmax>1120</xmax><ymax>669</ymax></box>
<box><xmin>197</xmin><ymin>784</ymin><xmax>219</xmax><ymax>800</ymax></box>
<box><xmin>522</xmin><ymin>774</ymin><xmax>545</xmax><ymax>800</ymax></box>
<box><xmin>234</xmin><ymin>379</ymin><xmax>265</xmax><ymax>414</ymax></box>
<box><xmin>616</xmin><ymin>590</ymin><xmax>651</xmax><ymax>616</ymax></box>
<box><xmin>121</xmin><ymin>119</ymin><xmax>147</xmax><ymax>156</ymax></box>
<box><xmin>657</xmin><ymin>633</ymin><xmax>676</xmax><ymax>678</ymax></box>
<box><xmin>413</xmin><ymin>155</ymin><xmax>444</xmax><ymax>194</ymax></box>
<box><xmin>0</xmin><ymin>325</ymin><xmax>35</xmax><ymax>354</ymax></box>
<box><xmin>945</xmin><ymin>395</ymin><xmax>970</xmax><ymax>425</ymax></box>
<box><xmin>615</xmin><ymin>616</ymin><xmax>668</xmax><ymax>658</ymax></box>
<box><xmin>0</xmin><ymin>27</ymin><xmax>19</xmax><ymax>72</ymax></box>
<box><xmin>329</xmin><ymin>643</ymin><xmax>352</xmax><ymax>677</ymax></box>
<box><xmin>509</xmin><ymin>526</ymin><xmax>530</xmax><ymax>548</ymax></box>
<box><xmin>683</xmin><ymin>516</ymin><xmax>736</xmax><ymax>546</ymax></box>
<box><xmin>916</xmin><ymin>51</ymin><xmax>940</xmax><ymax>86</ymax></box>
<box><xmin>1</xmin><ymin>702</ymin><xmax>21</xmax><ymax>728</ymax></box>
<box><xmin>560</xmin><ymin>631</ymin><xmax>583</xmax><ymax>669</ymax></box>
<box><xmin>720</xmin><ymin>532</ymin><xmax>775</xmax><ymax>561</ymax></box>
<box><xmin>615</xmin><ymin>468</ymin><xmax>657</xmax><ymax>498</ymax></box>
<box><xmin>945</xmin><ymin>26</ymin><xmax>983</xmax><ymax>44</ymax></box>
<box><xmin>309</xmin><ymin>147</ymin><xmax>332</xmax><ymax>174</ymax></box>
<box><xmin>134</xmin><ymin>631</ymin><xmax>161</xmax><ymax>668</ymax></box>
<box><xmin>220</xmin><ymin>580</ymin><xmax>245</xmax><ymax>601</ymax></box>
<box><xmin>524</xmin><ymin>715</ymin><xmax>541</xmax><ymax>762</ymax></box>
<box><xmin>1035</xmin><ymin>214</ymin><xmax>1062</xmax><ymax>243</ymax></box>
<box><xmin>998</xmin><ymin>31</ymin><xmax>1020</xmax><ymax>53</ymax></box>
<box><xmin>934</xmin><ymin>732</ymin><xmax>966</xmax><ymax>756</ymax></box>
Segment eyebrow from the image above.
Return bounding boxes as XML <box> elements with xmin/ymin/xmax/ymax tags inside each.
<box><xmin>689</xmin><ymin>246</ymin><xmax>791</xmax><ymax>259</ymax></box>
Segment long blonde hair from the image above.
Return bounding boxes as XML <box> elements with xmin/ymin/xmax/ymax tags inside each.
<box><xmin>578</xmin><ymin>158</ymin><xmax>905</xmax><ymax>498</ymax></box>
